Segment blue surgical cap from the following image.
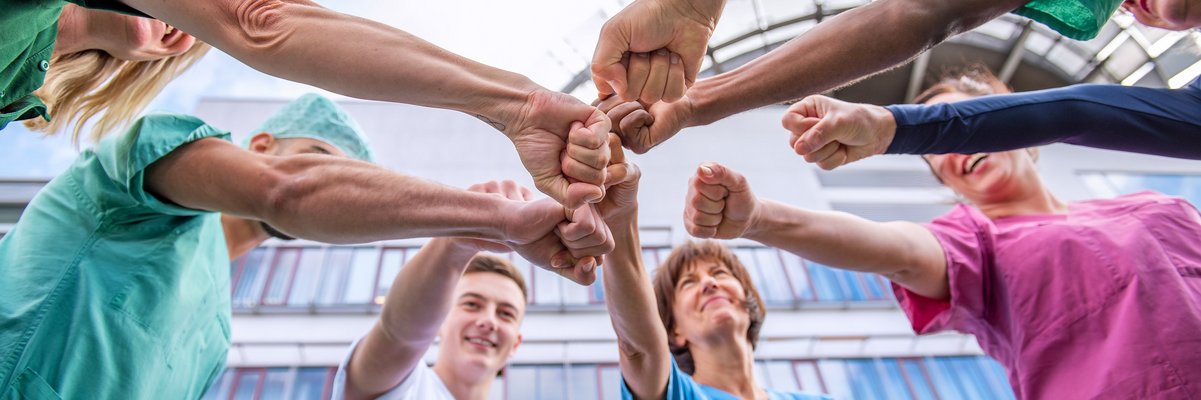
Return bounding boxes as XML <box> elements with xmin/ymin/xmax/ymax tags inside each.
<box><xmin>246</xmin><ymin>93</ymin><xmax>374</xmax><ymax>162</ymax></box>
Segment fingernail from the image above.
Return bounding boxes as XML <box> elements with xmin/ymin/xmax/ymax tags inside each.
<box><xmin>700</xmin><ymin>165</ymin><xmax>715</xmax><ymax>177</ymax></box>
<box><xmin>670</xmin><ymin>53</ymin><xmax>680</xmax><ymax>65</ymax></box>
<box><xmin>655</xmin><ymin>49</ymin><xmax>669</xmax><ymax>56</ymax></box>
<box><xmin>635</xmin><ymin>52</ymin><xmax>650</xmax><ymax>58</ymax></box>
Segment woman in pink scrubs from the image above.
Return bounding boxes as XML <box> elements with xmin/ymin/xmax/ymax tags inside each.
<box><xmin>673</xmin><ymin>69</ymin><xmax>1201</xmax><ymax>399</ymax></box>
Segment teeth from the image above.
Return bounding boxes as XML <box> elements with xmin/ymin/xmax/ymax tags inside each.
<box><xmin>467</xmin><ymin>338</ymin><xmax>495</xmax><ymax>348</ymax></box>
<box><xmin>965</xmin><ymin>154</ymin><xmax>988</xmax><ymax>174</ymax></box>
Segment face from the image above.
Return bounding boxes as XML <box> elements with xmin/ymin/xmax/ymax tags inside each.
<box><xmin>921</xmin><ymin>93</ymin><xmax>1041</xmax><ymax>206</ymax></box>
<box><xmin>670</xmin><ymin>258</ymin><xmax>751</xmax><ymax>349</ymax></box>
<box><xmin>246</xmin><ymin>133</ymin><xmax>348</xmax><ymax>158</ymax></box>
<box><xmin>437</xmin><ymin>273</ymin><xmax>525</xmax><ymax>376</ymax></box>
<box><xmin>1122</xmin><ymin>0</ymin><xmax>1201</xmax><ymax>30</ymax></box>
<box><xmin>87</xmin><ymin>9</ymin><xmax>196</xmax><ymax>61</ymax></box>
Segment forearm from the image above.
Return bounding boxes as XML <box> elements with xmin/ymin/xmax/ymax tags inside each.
<box><xmin>886</xmin><ymin>83</ymin><xmax>1201</xmax><ymax>159</ymax></box>
<box><xmin>255</xmin><ymin>157</ymin><xmax>514</xmax><ymax>243</ymax></box>
<box><xmin>602</xmin><ymin>216</ymin><xmax>670</xmax><ymax>399</ymax></box>
<box><xmin>746</xmin><ymin>199</ymin><xmax>942</xmax><ymax>281</ymax></box>
<box><xmin>684</xmin><ymin>0</ymin><xmax>1008</xmax><ymax>126</ymax></box>
<box><xmin>348</xmin><ymin>238</ymin><xmax>476</xmax><ymax>399</ymax></box>
<box><xmin>123</xmin><ymin>0</ymin><xmax>538</xmax><ymax>129</ymax></box>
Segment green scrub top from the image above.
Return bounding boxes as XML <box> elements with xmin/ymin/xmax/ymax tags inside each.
<box><xmin>0</xmin><ymin>113</ymin><xmax>232</xmax><ymax>399</ymax></box>
<box><xmin>0</xmin><ymin>0</ymin><xmax>142</xmax><ymax>130</ymax></box>
<box><xmin>1014</xmin><ymin>0</ymin><xmax>1125</xmax><ymax>40</ymax></box>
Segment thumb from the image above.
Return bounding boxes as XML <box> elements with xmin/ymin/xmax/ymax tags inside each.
<box><xmin>797</xmin><ymin>115</ymin><xmax>840</xmax><ymax>155</ymax></box>
<box><xmin>696</xmin><ymin>162</ymin><xmax>748</xmax><ymax>191</ymax></box>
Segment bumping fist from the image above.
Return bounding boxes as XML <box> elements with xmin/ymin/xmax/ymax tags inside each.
<box><xmin>683</xmin><ymin>162</ymin><xmax>759</xmax><ymax>240</ymax></box>
<box><xmin>782</xmin><ymin>95</ymin><xmax>897</xmax><ymax>170</ymax></box>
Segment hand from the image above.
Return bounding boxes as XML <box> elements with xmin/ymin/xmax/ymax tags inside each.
<box><xmin>501</xmin><ymin>196</ymin><xmax>600</xmax><ymax>286</ymax></box>
<box><xmin>555</xmin><ymin>204</ymin><xmax>615</xmax><ymax>268</ymax></box>
<box><xmin>595</xmin><ymin>94</ymin><xmax>694</xmax><ymax>154</ymax></box>
<box><xmin>596</xmin><ymin>133</ymin><xmax>641</xmax><ymax>221</ymax></box>
<box><xmin>507</xmin><ymin>89</ymin><xmax>612</xmax><ymax>209</ymax></box>
<box><xmin>591</xmin><ymin>0</ymin><xmax>725</xmax><ymax>104</ymax></box>
<box><xmin>683</xmin><ymin>162</ymin><xmax>759</xmax><ymax>239</ymax></box>
<box><xmin>782</xmin><ymin>95</ymin><xmax>896</xmax><ymax>170</ymax></box>
<box><xmin>453</xmin><ymin>181</ymin><xmax>531</xmax><ymax>253</ymax></box>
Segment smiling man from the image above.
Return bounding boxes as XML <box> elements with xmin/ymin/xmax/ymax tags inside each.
<box><xmin>333</xmin><ymin>180</ymin><xmax>558</xmax><ymax>400</ymax></box>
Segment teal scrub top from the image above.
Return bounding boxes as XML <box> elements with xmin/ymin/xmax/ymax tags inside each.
<box><xmin>1014</xmin><ymin>0</ymin><xmax>1125</xmax><ymax>40</ymax></box>
<box><xmin>0</xmin><ymin>0</ymin><xmax>142</xmax><ymax>130</ymax></box>
<box><xmin>0</xmin><ymin>113</ymin><xmax>232</xmax><ymax>399</ymax></box>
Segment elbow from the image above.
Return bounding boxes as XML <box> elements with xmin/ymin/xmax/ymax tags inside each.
<box><xmin>222</xmin><ymin>0</ymin><xmax>295</xmax><ymax>57</ymax></box>
<box><xmin>257</xmin><ymin>157</ymin><xmax>317</xmax><ymax>226</ymax></box>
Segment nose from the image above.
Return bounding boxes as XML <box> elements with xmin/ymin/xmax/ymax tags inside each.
<box><xmin>475</xmin><ymin>314</ymin><xmax>497</xmax><ymax>332</ymax></box>
<box><xmin>700</xmin><ymin>276</ymin><xmax>720</xmax><ymax>294</ymax></box>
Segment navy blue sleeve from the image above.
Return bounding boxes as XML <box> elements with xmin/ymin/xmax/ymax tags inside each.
<box><xmin>883</xmin><ymin>78</ymin><xmax>1201</xmax><ymax>160</ymax></box>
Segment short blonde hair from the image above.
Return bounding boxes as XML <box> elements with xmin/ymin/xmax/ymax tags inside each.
<box><xmin>465</xmin><ymin>254</ymin><xmax>529</xmax><ymax>304</ymax></box>
<box><xmin>24</xmin><ymin>41</ymin><xmax>210</xmax><ymax>144</ymax></box>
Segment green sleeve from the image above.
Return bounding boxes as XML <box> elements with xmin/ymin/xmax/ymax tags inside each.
<box><xmin>92</xmin><ymin>112</ymin><xmax>232</xmax><ymax>216</ymax></box>
<box><xmin>1013</xmin><ymin>0</ymin><xmax>1124</xmax><ymax>40</ymax></box>
<box><xmin>63</xmin><ymin>0</ymin><xmax>148</xmax><ymax>17</ymax></box>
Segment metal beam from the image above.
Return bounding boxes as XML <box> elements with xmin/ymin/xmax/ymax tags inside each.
<box><xmin>998</xmin><ymin>20</ymin><xmax>1034</xmax><ymax>83</ymax></box>
<box><xmin>905</xmin><ymin>51</ymin><xmax>931</xmax><ymax>102</ymax></box>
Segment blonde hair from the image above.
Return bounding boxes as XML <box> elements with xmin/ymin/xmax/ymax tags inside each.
<box><xmin>23</xmin><ymin>41</ymin><xmax>210</xmax><ymax>144</ymax></box>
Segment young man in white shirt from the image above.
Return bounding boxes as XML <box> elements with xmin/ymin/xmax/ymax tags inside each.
<box><xmin>333</xmin><ymin>180</ymin><xmax>601</xmax><ymax>400</ymax></box>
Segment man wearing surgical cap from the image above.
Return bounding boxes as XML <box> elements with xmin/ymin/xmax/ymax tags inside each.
<box><xmin>0</xmin><ymin>94</ymin><xmax>611</xmax><ymax>398</ymax></box>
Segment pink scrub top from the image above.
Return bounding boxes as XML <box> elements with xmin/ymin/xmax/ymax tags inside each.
<box><xmin>894</xmin><ymin>191</ymin><xmax>1201</xmax><ymax>399</ymax></box>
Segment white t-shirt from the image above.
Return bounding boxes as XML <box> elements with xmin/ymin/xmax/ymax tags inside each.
<box><xmin>330</xmin><ymin>339</ymin><xmax>454</xmax><ymax>400</ymax></box>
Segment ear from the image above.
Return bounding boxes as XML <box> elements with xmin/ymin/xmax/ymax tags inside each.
<box><xmin>508</xmin><ymin>333</ymin><xmax>523</xmax><ymax>357</ymax></box>
<box><xmin>670</xmin><ymin>325</ymin><xmax>688</xmax><ymax>349</ymax></box>
<box><xmin>246</xmin><ymin>132</ymin><xmax>277</xmax><ymax>154</ymax></box>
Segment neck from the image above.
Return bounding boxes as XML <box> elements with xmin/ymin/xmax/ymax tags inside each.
<box><xmin>221</xmin><ymin>215</ymin><xmax>270</xmax><ymax>260</ymax></box>
<box><xmin>975</xmin><ymin>182</ymin><xmax>1068</xmax><ymax>220</ymax></box>
<box><xmin>53</xmin><ymin>5</ymin><xmax>96</xmax><ymax>56</ymax></box>
<box><xmin>432</xmin><ymin>362</ymin><xmax>495</xmax><ymax>400</ymax></box>
<box><xmin>688</xmin><ymin>334</ymin><xmax>765</xmax><ymax>400</ymax></box>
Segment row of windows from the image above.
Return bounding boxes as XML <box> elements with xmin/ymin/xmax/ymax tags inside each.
<box><xmin>203</xmin><ymin>356</ymin><xmax>1012</xmax><ymax>400</ymax></box>
<box><xmin>229</xmin><ymin>244</ymin><xmax>897</xmax><ymax>311</ymax></box>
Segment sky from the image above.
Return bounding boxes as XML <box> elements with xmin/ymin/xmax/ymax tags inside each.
<box><xmin>0</xmin><ymin>0</ymin><xmax>621</xmax><ymax>178</ymax></box>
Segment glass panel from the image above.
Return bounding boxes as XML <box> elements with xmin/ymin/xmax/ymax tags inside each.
<box><xmin>262</xmin><ymin>249</ymin><xmax>300</xmax><ymax>305</ymax></box>
<box><xmin>876</xmin><ymin>359</ymin><xmax>914</xmax><ymax>400</ymax></box>
<box><xmin>201</xmin><ymin>370</ymin><xmax>233</xmax><ymax>400</ymax></box>
<box><xmin>765</xmin><ymin>361</ymin><xmax>799</xmax><ymax>392</ymax></box>
<box><xmin>899</xmin><ymin>360</ymin><xmax>937</xmax><ymax>400</ymax></box>
<box><xmin>753</xmin><ymin>248</ymin><xmax>795</xmax><ymax>305</ymax></box>
<box><xmin>844</xmin><ymin>359</ymin><xmax>887</xmax><ymax>400</ymax></box>
<box><xmin>505</xmin><ymin>366</ymin><xmax>537</xmax><ymax>400</ymax></box>
<box><xmin>598</xmin><ymin>365</ymin><xmax>623</xmax><ymax>400</ymax></box>
<box><xmin>926</xmin><ymin>357</ymin><xmax>973</xmax><ymax>400</ymax></box>
<box><xmin>292</xmin><ymin>368</ymin><xmax>330</xmax><ymax>400</ymax></box>
<box><xmin>733</xmin><ymin>248</ymin><xmax>775</xmax><ymax>305</ymax></box>
<box><xmin>569</xmin><ymin>365</ymin><xmax>600</xmax><ymax>400</ymax></box>
<box><xmin>376</xmin><ymin>248</ymin><xmax>406</xmax><ymax>304</ymax></box>
<box><xmin>259</xmin><ymin>368</ymin><xmax>290</xmax><ymax>400</ymax></box>
<box><xmin>807</xmin><ymin>263</ymin><xmax>845</xmax><ymax>301</ymax></box>
<box><xmin>345</xmin><ymin>248</ymin><xmax>380</xmax><ymax>305</ymax></box>
<box><xmin>231</xmin><ymin>370</ymin><xmax>263</xmax><ymax>399</ymax></box>
<box><xmin>232</xmin><ymin>248</ymin><xmax>270</xmax><ymax>307</ymax></box>
<box><xmin>591</xmin><ymin>269</ymin><xmax>606</xmax><ymax>303</ymax></box>
<box><xmin>287</xmin><ymin>248</ymin><xmax>326</xmax><ymax>307</ymax></box>
<box><xmin>780</xmin><ymin>253</ymin><xmax>815</xmax><ymax>301</ymax></box>
<box><xmin>642</xmin><ymin>248</ymin><xmax>661</xmax><ymax>275</ymax></box>
<box><xmin>533</xmin><ymin>264</ymin><xmax>563</xmax><ymax>306</ymax></box>
<box><xmin>836</xmin><ymin>270</ymin><xmax>866</xmax><ymax>301</ymax></box>
<box><xmin>562</xmin><ymin>277</ymin><xmax>590</xmax><ymax>305</ymax></box>
<box><xmin>816</xmin><ymin>360</ymin><xmax>853</xmax><ymax>400</ymax></box>
<box><xmin>317</xmin><ymin>248</ymin><xmax>354</xmax><ymax>306</ymax></box>
<box><xmin>794</xmin><ymin>361</ymin><xmax>826</xmax><ymax>393</ymax></box>
<box><xmin>536</xmin><ymin>365</ymin><xmax>567</xmax><ymax>400</ymax></box>
<box><xmin>857</xmin><ymin>273</ymin><xmax>888</xmax><ymax>300</ymax></box>
<box><xmin>979</xmin><ymin>357</ymin><xmax>1015</xmax><ymax>399</ymax></box>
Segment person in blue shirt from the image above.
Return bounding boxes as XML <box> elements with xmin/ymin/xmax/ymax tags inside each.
<box><xmin>780</xmin><ymin>66</ymin><xmax>1201</xmax><ymax>169</ymax></box>
<box><xmin>592</xmin><ymin>147</ymin><xmax>831</xmax><ymax>400</ymax></box>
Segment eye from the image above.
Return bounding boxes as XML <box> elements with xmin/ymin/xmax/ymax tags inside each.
<box><xmin>499</xmin><ymin>310</ymin><xmax>516</xmax><ymax>321</ymax></box>
<box><xmin>462</xmin><ymin>301</ymin><xmax>481</xmax><ymax>310</ymax></box>
<box><xmin>679</xmin><ymin>278</ymin><xmax>695</xmax><ymax>288</ymax></box>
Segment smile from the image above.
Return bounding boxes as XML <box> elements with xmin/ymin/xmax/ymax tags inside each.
<box><xmin>466</xmin><ymin>337</ymin><xmax>496</xmax><ymax>348</ymax></box>
<box><xmin>963</xmin><ymin>154</ymin><xmax>989</xmax><ymax>175</ymax></box>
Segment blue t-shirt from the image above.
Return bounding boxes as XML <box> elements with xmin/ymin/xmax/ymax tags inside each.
<box><xmin>620</xmin><ymin>359</ymin><xmax>831</xmax><ymax>400</ymax></box>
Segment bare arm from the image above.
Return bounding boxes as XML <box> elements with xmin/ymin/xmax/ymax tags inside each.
<box><xmin>119</xmin><ymin>0</ymin><xmax>612</xmax><ymax>209</ymax></box>
<box><xmin>747</xmin><ymin>200</ymin><xmax>948</xmax><ymax>299</ymax></box>
<box><xmin>684</xmin><ymin>162</ymin><xmax>949</xmax><ymax>299</ymax></box>
<box><xmin>685</xmin><ymin>0</ymin><xmax>1027</xmax><ymax>126</ymax></box>
<box><xmin>145</xmin><ymin>138</ymin><xmax>518</xmax><ymax>244</ymax></box>
<box><xmin>344</xmin><ymin>238</ymin><xmax>478</xmax><ymax>400</ymax></box>
<box><xmin>603</xmin><ymin>217</ymin><xmax>672</xmax><ymax>400</ymax></box>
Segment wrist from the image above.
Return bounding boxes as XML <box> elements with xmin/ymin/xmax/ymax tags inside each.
<box><xmin>662</xmin><ymin>0</ymin><xmax>726</xmax><ymax>25</ymax></box>
<box><xmin>741</xmin><ymin>198</ymin><xmax>774</xmax><ymax>240</ymax></box>
<box><xmin>869</xmin><ymin>105</ymin><xmax>897</xmax><ymax>155</ymax></box>
<box><xmin>463</xmin><ymin>73</ymin><xmax>542</xmax><ymax>137</ymax></box>
<box><xmin>428</xmin><ymin>238</ymin><xmax>481</xmax><ymax>263</ymax></box>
